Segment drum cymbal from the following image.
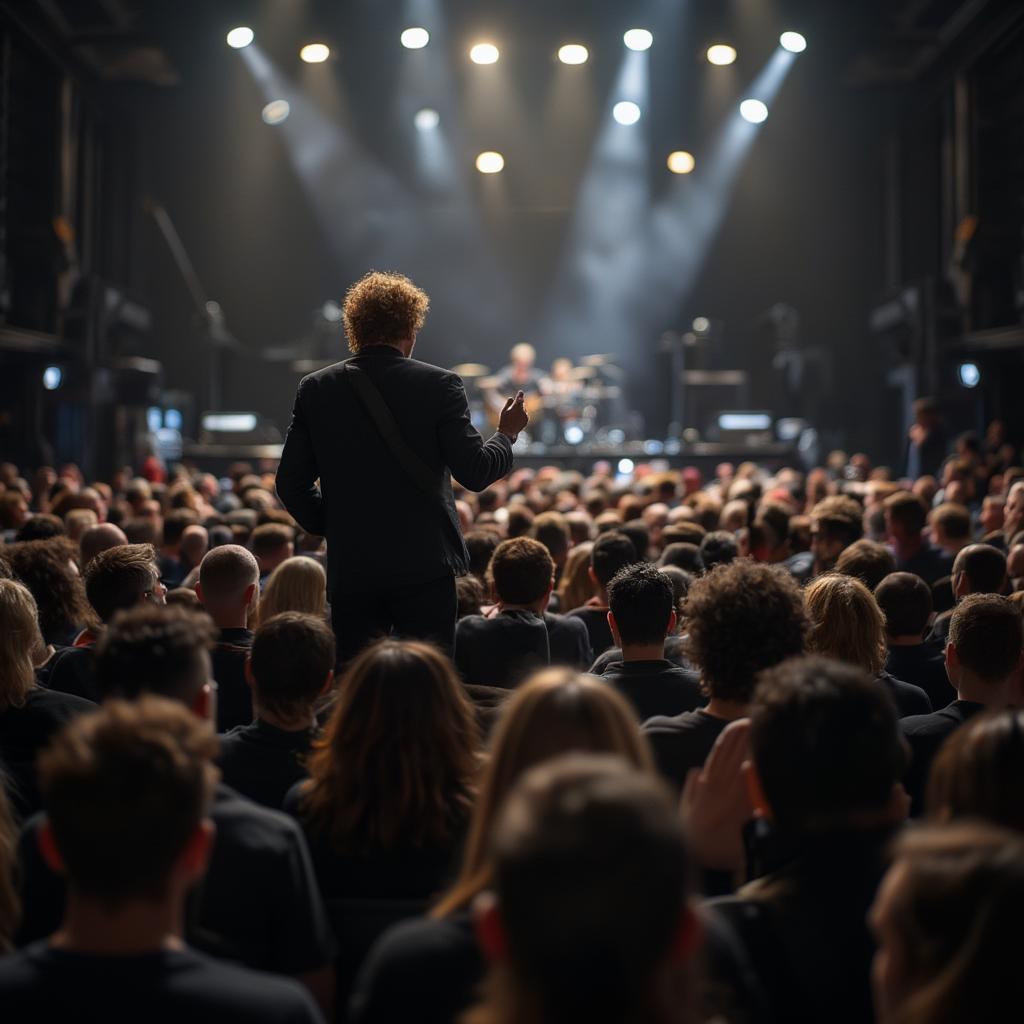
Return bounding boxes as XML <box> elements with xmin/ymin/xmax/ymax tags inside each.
<box><xmin>568</xmin><ymin>366</ymin><xmax>597</xmax><ymax>380</ymax></box>
<box><xmin>581</xmin><ymin>354</ymin><xmax>615</xmax><ymax>367</ymax></box>
<box><xmin>477</xmin><ymin>376</ymin><xmax>503</xmax><ymax>390</ymax></box>
<box><xmin>452</xmin><ymin>362</ymin><xmax>491</xmax><ymax>378</ymax></box>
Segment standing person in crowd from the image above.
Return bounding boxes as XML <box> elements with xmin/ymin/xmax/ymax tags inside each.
<box><xmin>276</xmin><ymin>271</ymin><xmax>527</xmax><ymax>665</ymax></box>
<box><xmin>565</xmin><ymin>531</ymin><xmax>638</xmax><ymax>657</ymax></box>
<box><xmin>885</xmin><ymin>492</ymin><xmax>953</xmax><ymax>587</ymax></box>
<box><xmin>0</xmin><ymin>699</ymin><xmax>324</xmax><ymax>1023</ymax></box>
<box><xmin>253</xmin><ymin>555</ymin><xmax>327</xmax><ymax>630</ymax></box>
<box><xmin>906</xmin><ymin>397</ymin><xmax>948</xmax><ymax>479</ymax></box>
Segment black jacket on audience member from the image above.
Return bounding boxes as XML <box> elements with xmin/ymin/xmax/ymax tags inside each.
<box><xmin>42</xmin><ymin>646</ymin><xmax>98</xmax><ymax>702</ymax></box>
<box><xmin>599</xmin><ymin>660</ymin><xmax>703</xmax><ymax>722</ymax></box>
<box><xmin>211</xmin><ymin>627</ymin><xmax>254</xmax><ymax>733</ymax></box>
<box><xmin>643</xmin><ymin>709</ymin><xmax>731</xmax><ymax>792</ymax></box>
<box><xmin>218</xmin><ymin>720</ymin><xmax>315</xmax><ymax>810</ymax></box>
<box><xmin>454</xmin><ymin>610</ymin><xmax>550</xmax><ymax>688</ymax></box>
<box><xmin>542</xmin><ymin>611</ymin><xmax>592</xmax><ymax>669</ymax></box>
<box><xmin>884</xmin><ymin>643</ymin><xmax>955</xmax><ymax>711</ymax></box>
<box><xmin>878</xmin><ymin>670</ymin><xmax>932</xmax><ymax>718</ymax></box>
<box><xmin>566</xmin><ymin>601</ymin><xmax>614</xmax><ymax>657</ymax></box>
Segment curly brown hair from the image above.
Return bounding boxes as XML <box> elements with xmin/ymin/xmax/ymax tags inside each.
<box><xmin>5</xmin><ymin>537</ymin><xmax>92</xmax><ymax>644</ymax></box>
<box><xmin>342</xmin><ymin>271</ymin><xmax>430</xmax><ymax>353</ymax></box>
<box><xmin>684</xmin><ymin>560</ymin><xmax>808</xmax><ymax>702</ymax></box>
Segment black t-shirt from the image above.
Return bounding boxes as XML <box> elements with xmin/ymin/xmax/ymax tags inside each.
<box><xmin>589</xmin><ymin>634</ymin><xmax>693</xmax><ymax>675</ymax></box>
<box><xmin>885</xmin><ymin>644</ymin><xmax>955</xmax><ymax>711</ymax></box>
<box><xmin>878</xmin><ymin>671</ymin><xmax>932</xmax><ymax>718</ymax></box>
<box><xmin>599</xmin><ymin>660</ymin><xmax>703</xmax><ymax>722</ymax></box>
<box><xmin>566</xmin><ymin>603</ymin><xmax>614</xmax><ymax>657</ymax></box>
<box><xmin>17</xmin><ymin>785</ymin><xmax>335</xmax><ymax>975</ymax></box>
<box><xmin>454</xmin><ymin>610</ymin><xmax>550</xmax><ymax>688</ymax></box>
<box><xmin>542</xmin><ymin>612</ymin><xmax>592</xmax><ymax>669</ymax></box>
<box><xmin>218</xmin><ymin>719</ymin><xmax>315</xmax><ymax>810</ymax></box>
<box><xmin>643</xmin><ymin>709</ymin><xmax>731</xmax><ymax>791</ymax></box>
<box><xmin>42</xmin><ymin>645</ymin><xmax>98</xmax><ymax>702</ymax></box>
<box><xmin>211</xmin><ymin>628</ymin><xmax>254</xmax><ymax>732</ymax></box>
<box><xmin>895</xmin><ymin>544</ymin><xmax>954</xmax><ymax>587</ymax></box>
<box><xmin>0</xmin><ymin>942</ymin><xmax>323</xmax><ymax>1024</ymax></box>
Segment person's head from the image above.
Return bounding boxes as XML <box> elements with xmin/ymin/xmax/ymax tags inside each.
<box><xmin>557</xmin><ymin>540</ymin><xmax>595</xmax><ymax>612</ymax></box>
<box><xmin>1004</xmin><ymin>480</ymin><xmax>1024</xmax><ymax>540</ymax></box>
<box><xmin>607</xmin><ymin>563</ymin><xmax>676</xmax><ymax>649</ymax></box>
<box><xmin>342</xmin><ymin>270</ymin><xmax>429</xmax><ymax>354</ymax></box>
<box><xmin>698</xmin><ymin>531</ymin><xmax>738</xmax><ymax>573</ymax></box>
<box><xmin>470</xmin><ymin>754</ymin><xmax>697</xmax><ymax>1024</ymax></box>
<box><xmin>506</xmin><ymin>505</ymin><xmax>535</xmax><ymax>539</ymax></box>
<box><xmin>510</xmin><ymin>342</ymin><xmax>536</xmax><ymax>372</ymax></box>
<box><xmin>14</xmin><ymin>513</ymin><xmax>64</xmax><ymax>542</ymax></box>
<box><xmin>0</xmin><ymin>490</ymin><xmax>29</xmax><ymax>530</ymax></box>
<box><xmin>303</xmin><ymin>640</ymin><xmax>479</xmax><ymax>853</ymax></box>
<box><xmin>254</xmin><ymin>555</ymin><xmax>326</xmax><ymax>629</ymax></box>
<box><xmin>685</xmin><ymin>561</ymin><xmax>808</xmax><ymax>704</ymax></box>
<box><xmin>466</xmin><ymin>530</ymin><xmax>500</xmax><ymax>583</ymax></box>
<box><xmin>434</xmin><ymin>669</ymin><xmax>652</xmax><ymax>917</ymax></box>
<box><xmin>161</xmin><ymin>508</ymin><xmax>199</xmax><ymax>552</ymax></box>
<box><xmin>78</xmin><ymin>522</ymin><xmax>129</xmax><ymax>568</ymax></box>
<box><xmin>875</xmin><ymin>572</ymin><xmax>933</xmax><ymax>640</ymax></box>
<box><xmin>64</xmin><ymin>508</ymin><xmax>98</xmax><ymax>543</ymax></box>
<box><xmin>195</xmin><ymin>544</ymin><xmax>259</xmax><ymax>626</ymax></box>
<box><xmin>590</xmin><ymin>531</ymin><xmax>639</xmax><ymax>592</ymax></box>
<box><xmin>978</xmin><ymin>494</ymin><xmax>1005</xmax><ymax>536</ymax></box>
<box><xmin>752</xmin><ymin>502</ymin><xmax>791</xmax><ymax>562</ymax></box>
<box><xmin>1009</xmin><ymin>543</ymin><xmax>1024</xmax><ymax>585</ymax></box>
<box><xmin>835</xmin><ymin>539</ymin><xmax>898</xmax><ymax>593</ymax></box>
<box><xmin>749</xmin><ymin>655</ymin><xmax>906</xmax><ymax>834</ymax></box>
<box><xmin>658</xmin><ymin>542</ymin><xmax>702</xmax><ymax>575</ymax></box>
<box><xmin>810</xmin><ymin>495</ymin><xmax>864</xmax><ymax>567</ymax></box>
<box><xmin>489</xmin><ymin>538</ymin><xmax>555</xmax><ymax>610</ymax></box>
<box><xmin>531</xmin><ymin>511</ymin><xmax>570</xmax><ymax>568</ymax></box>
<box><xmin>659</xmin><ymin>566</ymin><xmax>692</xmax><ymax>611</ymax></box>
<box><xmin>4</xmin><ymin>537</ymin><xmax>90</xmax><ymax>645</ymax></box>
<box><xmin>930</xmin><ymin>504</ymin><xmax>972</xmax><ymax>553</ymax></box>
<box><xmin>179</xmin><ymin>524</ymin><xmax>209</xmax><ymax>570</ymax></box>
<box><xmin>870</xmin><ymin>822</ymin><xmax>1024</xmax><ymax>1024</ymax></box>
<box><xmin>83</xmin><ymin>543</ymin><xmax>164</xmax><ymax>625</ymax></box>
<box><xmin>912</xmin><ymin>396</ymin><xmax>941</xmax><ymax>428</ymax></box>
<box><xmin>37</xmin><ymin>697</ymin><xmax>217</xmax><ymax>913</ymax></box>
<box><xmin>0</xmin><ymin>578</ymin><xmax>47</xmax><ymax>710</ymax></box>
<box><xmin>249</xmin><ymin>522</ymin><xmax>294</xmax><ymax>575</ymax></box>
<box><xmin>945</xmin><ymin>593</ymin><xmax>1023</xmax><ymax>696</ymax></box>
<box><xmin>804</xmin><ymin>573</ymin><xmax>888</xmax><ymax>674</ymax></box>
<box><xmin>247</xmin><ymin>612</ymin><xmax>334</xmax><ymax>723</ymax></box>
<box><xmin>885</xmin><ymin>492</ymin><xmax>928</xmax><ymax>547</ymax></box>
<box><xmin>951</xmin><ymin>544</ymin><xmax>1007</xmax><ymax>599</ymax></box>
<box><xmin>457</xmin><ymin>575</ymin><xmax>486</xmax><ymax>619</ymax></box>
<box><xmin>94</xmin><ymin>605</ymin><xmax>218</xmax><ymax>720</ymax></box>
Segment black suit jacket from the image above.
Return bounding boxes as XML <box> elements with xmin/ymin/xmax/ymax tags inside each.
<box><xmin>276</xmin><ymin>345</ymin><xmax>513</xmax><ymax>595</ymax></box>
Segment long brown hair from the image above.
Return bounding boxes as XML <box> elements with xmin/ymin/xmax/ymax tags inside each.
<box><xmin>556</xmin><ymin>541</ymin><xmax>594</xmax><ymax>612</ymax></box>
<box><xmin>301</xmin><ymin>640</ymin><xmax>480</xmax><ymax>853</ymax></box>
<box><xmin>432</xmin><ymin>669</ymin><xmax>652</xmax><ymax>918</ymax></box>
<box><xmin>0</xmin><ymin>579</ymin><xmax>46</xmax><ymax>711</ymax></box>
<box><xmin>804</xmin><ymin>573</ymin><xmax>887</xmax><ymax>674</ymax></box>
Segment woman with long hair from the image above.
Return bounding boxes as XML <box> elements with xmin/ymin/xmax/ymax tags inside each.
<box><xmin>350</xmin><ymin>669</ymin><xmax>652</xmax><ymax>1023</ymax></box>
<box><xmin>252</xmin><ymin>555</ymin><xmax>327</xmax><ymax>629</ymax></box>
<box><xmin>555</xmin><ymin>541</ymin><xmax>594</xmax><ymax>615</ymax></box>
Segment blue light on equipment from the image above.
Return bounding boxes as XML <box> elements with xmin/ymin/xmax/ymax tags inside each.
<box><xmin>147</xmin><ymin>407</ymin><xmax>162</xmax><ymax>432</ymax></box>
<box><xmin>42</xmin><ymin>366</ymin><xmax>63</xmax><ymax>390</ymax></box>
<box><xmin>165</xmin><ymin>408</ymin><xmax>183</xmax><ymax>431</ymax></box>
<box><xmin>958</xmin><ymin>362</ymin><xmax>980</xmax><ymax>388</ymax></box>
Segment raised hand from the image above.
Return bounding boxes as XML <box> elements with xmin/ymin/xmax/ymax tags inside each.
<box><xmin>498</xmin><ymin>391</ymin><xmax>529</xmax><ymax>440</ymax></box>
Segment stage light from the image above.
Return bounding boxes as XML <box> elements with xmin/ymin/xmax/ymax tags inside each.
<box><xmin>261</xmin><ymin>100</ymin><xmax>290</xmax><ymax>125</ymax></box>
<box><xmin>226</xmin><ymin>26</ymin><xmax>254</xmax><ymax>49</ymax></box>
<box><xmin>42</xmin><ymin>366</ymin><xmax>62</xmax><ymax>391</ymax></box>
<box><xmin>322</xmin><ymin>300</ymin><xmax>343</xmax><ymax>322</ymax></box>
<box><xmin>618</xmin><ymin>458</ymin><xmax>635</xmax><ymax>475</ymax></box>
<box><xmin>692</xmin><ymin>316</ymin><xmax>710</xmax><ymax>333</ymax></box>
<box><xmin>780</xmin><ymin>31</ymin><xmax>807</xmax><ymax>53</ymax></box>
<box><xmin>623</xmin><ymin>29</ymin><xmax>653</xmax><ymax>51</ymax></box>
<box><xmin>740</xmin><ymin>98</ymin><xmax>769</xmax><ymax>123</ymax></box>
<box><xmin>470</xmin><ymin>43</ymin><xmax>499</xmax><ymax>65</ymax></box>
<box><xmin>558</xmin><ymin>44</ymin><xmax>589</xmax><ymax>65</ymax></box>
<box><xmin>959</xmin><ymin>362</ymin><xmax>980</xmax><ymax>388</ymax></box>
<box><xmin>706</xmin><ymin>44</ymin><xmax>737</xmax><ymax>66</ymax></box>
<box><xmin>165</xmin><ymin>408</ymin><xmax>183</xmax><ymax>431</ymax></box>
<box><xmin>613</xmin><ymin>101</ymin><xmax>641</xmax><ymax>125</ymax></box>
<box><xmin>300</xmin><ymin>43</ymin><xmax>330</xmax><ymax>64</ymax></box>
<box><xmin>667</xmin><ymin>150</ymin><xmax>695</xmax><ymax>174</ymax></box>
<box><xmin>564</xmin><ymin>425</ymin><xmax>585</xmax><ymax>445</ymax></box>
<box><xmin>401</xmin><ymin>27</ymin><xmax>430</xmax><ymax>49</ymax></box>
<box><xmin>476</xmin><ymin>151</ymin><xmax>504</xmax><ymax>173</ymax></box>
<box><xmin>414</xmin><ymin>108</ymin><xmax>440</xmax><ymax>131</ymax></box>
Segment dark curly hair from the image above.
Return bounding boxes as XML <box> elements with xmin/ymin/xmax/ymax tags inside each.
<box><xmin>342</xmin><ymin>271</ymin><xmax>430</xmax><ymax>353</ymax></box>
<box><xmin>6</xmin><ymin>537</ymin><xmax>92</xmax><ymax>646</ymax></box>
<box><xmin>684</xmin><ymin>560</ymin><xmax>808</xmax><ymax>702</ymax></box>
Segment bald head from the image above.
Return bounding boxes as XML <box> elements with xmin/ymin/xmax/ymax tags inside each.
<box><xmin>953</xmin><ymin>544</ymin><xmax>1008</xmax><ymax>598</ymax></box>
<box><xmin>80</xmin><ymin>523</ymin><xmax>128</xmax><ymax>567</ymax></box>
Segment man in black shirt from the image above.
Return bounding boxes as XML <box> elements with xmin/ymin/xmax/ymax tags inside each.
<box><xmin>0</xmin><ymin>697</ymin><xmax>322</xmax><ymax>1023</ymax></box>
<box><xmin>644</xmin><ymin>561</ymin><xmax>808</xmax><ymax>791</ymax></box>
<box><xmin>219</xmin><ymin>612</ymin><xmax>334</xmax><ymax>808</ymax></box>
<box><xmin>901</xmin><ymin>593</ymin><xmax>1023</xmax><ymax>814</ymax></box>
<box><xmin>566</xmin><ymin>531</ymin><xmax>638</xmax><ymax>657</ymax></box>
<box><xmin>195</xmin><ymin>544</ymin><xmax>260</xmax><ymax>731</ymax></box>
<box><xmin>599</xmin><ymin>563</ymin><xmax>702</xmax><ymax>721</ymax></box>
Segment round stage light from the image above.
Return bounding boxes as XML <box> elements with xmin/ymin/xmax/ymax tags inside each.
<box><xmin>414</xmin><ymin>108</ymin><xmax>440</xmax><ymax>131</ymax></box>
<box><xmin>470</xmin><ymin>43</ymin><xmax>500</xmax><ymax>65</ymax></box>
<box><xmin>780</xmin><ymin>31</ymin><xmax>807</xmax><ymax>53</ymax></box>
<box><xmin>740</xmin><ymin>98</ymin><xmax>769</xmax><ymax>124</ymax></box>
<box><xmin>623</xmin><ymin>29</ymin><xmax>653</xmax><ymax>51</ymax></box>
<box><xmin>476</xmin><ymin>151</ymin><xmax>505</xmax><ymax>174</ymax></box>
<box><xmin>401</xmin><ymin>27</ymin><xmax>430</xmax><ymax>49</ymax></box>
<box><xmin>613</xmin><ymin>101</ymin><xmax>641</xmax><ymax>125</ymax></box>
<box><xmin>667</xmin><ymin>150</ymin><xmax>695</xmax><ymax>174</ymax></box>
<box><xmin>261</xmin><ymin>100</ymin><xmax>290</xmax><ymax>125</ymax></box>
<box><xmin>558</xmin><ymin>44</ymin><xmax>589</xmax><ymax>65</ymax></box>
<box><xmin>618</xmin><ymin>458</ymin><xmax>635</xmax><ymax>475</ymax></box>
<box><xmin>706</xmin><ymin>44</ymin><xmax>737</xmax><ymax>66</ymax></box>
<box><xmin>42</xmin><ymin>366</ymin><xmax>62</xmax><ymax>391</ymax></box>
<box><xmin>959</xmin><ymin>362</ymin><xmax>981</xmax><ymax>389</ymax></box>
<box><xmin>300</xmin><ymin>43</ymin><xmax>331</xmax><ymax>64</ymax></box>
<box><xmin>692</xmin><ymin>316</ymin><xmax>710</xmax><ymax>334</ymax></box>
<box><xmin>226</xmin><ymin>27</ymin><xmax>254</xmax><ymax>49</ymax></box>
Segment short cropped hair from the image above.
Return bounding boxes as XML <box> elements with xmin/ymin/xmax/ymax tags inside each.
<box><xmin>83</xmin><ymin>543</ymin><xmax>158</xmax><ymax>623</ymax></box>
<box><xmin>250</xmin><ymin>522</ymin><xmax>294</xmax><ymax>559</ymax></box>
<box><xmin>931</xmin><ymin>503</ymin><xmax>972</xmax><ymax>542</ymax></box>
<box><xmin>885</xmin><ymin>491</ymin><xmax>928</xmax><ymax>536</ymax></box>
<box><xmin>490</xmin><ymin>538</ymin><xmax>555</xmax><ymax>605</ymax></box>
<box><xmin>590</xmin><ymin>532</ymin><xmax>639</xmax><ymax>588</ymax></box>
<box><xmin>751</xmin><ymin>656</ymin><xmax>905</xmax><ymax>833</ymax></box>
<box><xmin>685</xmin><ymin>561</ymin><xmax>808</xmax><ymax>702</ymax></box>
<box><xmin>952</xmin><ymin>544</ymin><xmax>1007</xmax><ymax>595</ymax></box>
<box><xmin>532</xmin><ymin>512</ymin><xmax>570</xmax><ymax>560</ymax></box>
<box><xmin>948</xmin><ymin>594</ymin><xmax>1023</xmax><ymax>682</ymax></box>
<box><xmin>607</xmin><ymin>563</ymin><xmax>674</xmax><ymax>647</ymax></box>
<box><xmin>875</xmin><ymin>572</ymin><xmax>933</xmax><ymax>637</ymax></box>
<box><xmin>162</xmin><ymin>508</ymin><xmax>199</xmax><ymax>547</ymax></box>
<box><xmin>38</xmin><ymin>697</ymin><xmax>218</xmax><ymax>907</ymax></box>
<box><xmin>343</xmin><ymin>271</ymin><xmax>429</xmax><ymax>353</ymax></box>
<box><xmin>250</xmin><ymin>612</ymin><xmax>335</xmax><ymax>718</ymax></box>
<box><xmin>658</xmin><ymin>542</ymin><xmax>702</xmax><ymax>574</ymax></box>
<box><xmin>834</xmin><ymin>539</ymin><xmax>897</xmax><ymax>592</ymax></box>
<box><xmin>810</xmin><ymin>495</ymin><xmax>864</xmax><ymax>547</ymax></box>
<box><xmin>698</xmin><ymin>530</ymin><xmax>738</xmax><ymax>572</ymax></box>
<box><xmin>465</xmin><ymin>530</ymin><xmax>500</xmax><ymax>581</ymax></box>
<box><xmin>198</xmin><ymin>544</ymin><xmax>259</xmax><ymax>603</ymax></box>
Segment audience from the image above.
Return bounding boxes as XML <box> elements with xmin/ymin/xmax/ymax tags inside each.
<box><xmin>565</xmin><ymin>531</ymin><xmax>638</xmax><ymax>657</ymax></box>
<box><xmin>4</xmin><ymin>539</ymin><xmax>89</xmax><ymax>648</ymax></box>
<box><xmin>928</xmin><ymin>543</ymin><xmax>1008</xmax><ymax>644</ymax></box>
<box><xmin>885</xmin><ymin>491</ymin><xmax>953</xmax><ymax>586</ymax></box>
<box><xmin>808</xmin><ymin>494</ymin><xmax>863</xmax><ymax>576</ymax></box>
<box><xmin>253</xmin><ymin>555</ymin><xmax>327</xmax><ymax>629</ymax></box>
<box><xmin>553</xmin><ymin>540</ymin><xmax>593</xmax><ymax>613</ymax></box>
<box><xmin>834</xmin><ymin>538</ymin><xmax>896</xmax><ymax>591</ymax></box>
<box><xmin>251</xmin><ymin>523</ymin><xmax>296</xmax><ymax>588</ymax></box>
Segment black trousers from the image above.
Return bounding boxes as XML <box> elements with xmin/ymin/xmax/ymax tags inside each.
<box><xmin>330</xmin><ymin>574</ymin><xmax>457</xmax><ymax>668</ymax></box>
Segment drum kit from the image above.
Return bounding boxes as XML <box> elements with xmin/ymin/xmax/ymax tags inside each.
<box><xmin>454</xmin><ymin>356</ymin><xmax>625</xmax><ymax>447</ymax></box>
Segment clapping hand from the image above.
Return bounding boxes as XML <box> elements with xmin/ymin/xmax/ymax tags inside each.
<box><xmin>498</xmin><ymin>391</ymin><xmax>529</xmax><ymax>441</ymax></box>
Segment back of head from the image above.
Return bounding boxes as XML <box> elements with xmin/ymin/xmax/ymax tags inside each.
<box><xmin>506</xmin><ymin>505</ymin><xmax>535</xmax><ymax>540</ymax></box>
<box><xmin>531</xmin><ymin>511</ymin><xmax>570</xmax><ymax>560</ymax></box>
<box><xmin>197</xmin><ymin>544</ymin><xmax>259</xmax><ymax>607</ymax></box>
<box><xmin>591</xmin><ymin>531</ymin><xmax>639</xmax><ymax>588</ymax></box>
<box><xmin>756</xmin><ymin>501</ymin><xmax>791</xmax><ymax>552</ymax></box>
<box><xmin>94</xmin><ymin>604</ymin><xmax>218</xmax><ymax>704</ymax></box>
<box><xmin>619</xmin><ymin>520</ymin><xmax>650</xmax><ymax>562</ymax></box>
<box><xmin>257</xmin><ymin>555</ymin><xmax>326</xmax><ymax>623</ymax></box>
<box><xmin>698</xmin><ymin>530</ymin><xmax>738</xmax><ymax>572</ymax></box>
<box><xmin>811</xmin><ymin>495</ymin><xmax>864</xmax><ymax>548</ymax></box>
<box><xmin>931</xmin><ymin>503</ymin><xmax>972</xmax><ymax>544</ymax></box>
<box><xmin>685</xmin><ymin>561</ymin><xmax>808</xmax><ymax>702</ymax></box>
<box><xmin>948</xmin><ymin>593</ymin><xmax>1023</xmax><ymax>683</ymax></box>
<box><xmin>835</xmin><ymin>539</ymin><xmax>897</xmax><ymax>592</ymax></box>
<box><xmin>343</xmin><ymin>271</ymin><xmax>429</xmax><ymax>352</ymax></box>
<box><xmin>14</xmin><ymin>514</ymin><xmax>65</xmax><ymax>543</ymax></box>
<box><xmin>490</xmin><ymin>537</ymin><xmax>554</xmax><ymax>605</ymax></box>
<box><xmin>161</xmin><ymin>508</ymin><xmax>199</xmax><ymax>548</ymax></box>
<box><xmin>658</xmin><ymin>542</ymin><xmax>702</xmax><ymax>574</ymax></box>
<box><xmin>5</xmin><ymin>537</ymin><xmax>89</xmax><ymax>643</ymax></box>
<box><xmin>885</xmin><ymin>491</ymin><xmax>928</xmax><ymax>538</ymax></box>
<box><xmin>38</xmin><ymin>697</ymin><xmax>217</xmax><ymax>908</ymax></box>
<box><xmin>953</xmin><ymin>544</ymin><xmax>1007</xmax><ymax>595</ymax></box>
<box><xmin>250</xmin><ymin>522</ymin><xmax>294</xmax><ymax>561</ymax></box>
<box><xmin>83</xmin><ymin>543</ymin><xmax>158</xmax><ymax>624</ymax></box>
<box><xmin>466</xmin><ymin>530</ymin><xmax>500</xmax><ymax>581</ymax></box>
<box><xmin>750</xmin><ymin>655</ymin><xmax>905</xmax><ymax>834</ymax></box>
<box><xmin>250</xmin><ymin>612</ymin><xmax>335</xmax><ymax>718</ymax></box>
<box><xmin>875</xmin><ymin>572</ymin><xmax>933</xmax><ymax>638</ymax></box>
<box><xmin>804</xmin><ymin>573</ymin><xmax>887</xmax><ymax>674</ymax></box>
<box><xmin>607</xmin><ymin>562</ymin><xmax>674</xmax><ymax>646</ymax></box>
<box><xmin>0</xmin><ymin>578</ymin><xmax>45</xmax><ymax>709</ymax></box>
<box><xmin>481</xmin><ymin>753</ymin><xmax>691</xmax><ymax>1024</ymax></box>
<box><xmin>78</xmin><ymin>523</ymin><xmax>128</xmax><ymax>567</ymax></box>
<box><xmin>659</xmin><ymin>566</ymin><xmax>692</xmax><ymax>607</ymax></box>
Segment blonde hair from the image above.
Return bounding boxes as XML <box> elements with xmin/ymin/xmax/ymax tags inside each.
<box><xmin>431</xmin><ymin>669</ymin><xmax>652</xmax><ymax>918</ymax></box>
<box><xmin>556</xmin><ymin>541</ymin><xmax>594</xmax><ymax>613</ymax></box>
<box><xmin>804</xmin><ymin>573</ymin><xmax>887</xmax><ymax>675</ymax></box>
<box><xmin>0</xmin><ymin>579</ymin><xmax>45</xmax><ymax>711</ymax></box>
<box><xmin>253</xmin><ymin>556</ymin><xmax>327</xmax><ymax>629</ymax></box>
